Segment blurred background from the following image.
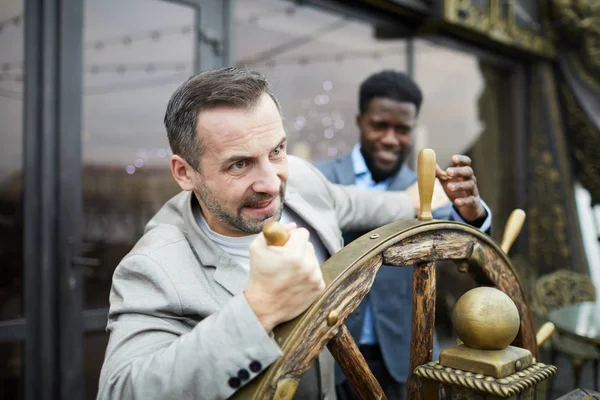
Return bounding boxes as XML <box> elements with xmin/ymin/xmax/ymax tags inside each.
<box><xmin>1</xmin><ymin>0</ymin><xmax>600</xmax><ymax>398</ymax></box>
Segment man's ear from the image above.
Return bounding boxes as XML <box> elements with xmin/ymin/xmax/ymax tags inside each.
<box><xmin>355</xmin><ymin>113</ymin><xmax>362</xmax><ymax>129</ymax></box>
<box><xmin>170</xmin><ymin>154</ymin><xmax>196</xmax><ymax>191</ymax></box>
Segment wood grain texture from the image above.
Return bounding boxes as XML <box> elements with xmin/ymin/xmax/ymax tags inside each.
<box><xmin>383</xmin><ymin>229</ymin><xmax>536</xmax><ymax>356</ymax></box>
<box><xmin>382</xmin><ymin>230</ymin><xmax>474</xmax><ymax>266</ymax></box>
<box><xmin>249</xmin><ymin>255</ymin><xmax>384</xmax><ymax>399</ymax></box>
<box><xmin>417</xmin><ymin>149</ymin><xmax>436</xmax><ymax>221</ymax></box>
<box><xmin>500</xmin><ymin>209</ymin><xmax>526</xmax><ymax>254</ymax></box>
<box><xmin>327</xmin><ymin>325</ymin><xmax>387</xmax><ymax>400</ymax></box>
<box><xmin>231</xmin><ymin>220</ymin><xmax>537</xmax><ymax>400</ymax></box>
<box><xmin>407</xmin><ymin>262</ymin><xmax>436</xmax><ymax>400</ymax></box>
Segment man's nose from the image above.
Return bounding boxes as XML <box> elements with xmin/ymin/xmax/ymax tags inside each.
<box><xmin>380</xmin><ymin>129</ymin><xmax>400</xmax><ymax>146</ymax></box>
<box><xmin>252</xmin><ymin>161</ymin><xmax>281</xmax><ymax>194</ymax></box>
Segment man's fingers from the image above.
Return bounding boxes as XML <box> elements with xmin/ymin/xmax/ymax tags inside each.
<box><xmin>446</xmin><ymin>166</ymin><xmax>473</xmax><ymax>179</ymax></box>
<box><xmin>252</xmin><ymin>232</ymin><xmax>267</xmax><ymax>249</ymax></box>
<box><xmin>454</xmin><ymin>195</ymin><xmax>478</xmax><ymax>207</ymax></box>
<box><xmin>446</xmin><ymin>180</ymin><xmax>475</xmax><ymax>193</ymax></box>
<box><xmin>309</xmin><ymin>262</ymin><xmax>324</xmax><ymax>284</ymax></box>
<box><xmin>451</xmin><ymin>154</ymin><xmax>472</xmax><ymax>166</ymax></box>
<box><xmin>285</xmin><ymin>227</ymin><xmax>310</xmax><ymax>250</ymax></box>
<box><xmin>283</xmin><ymin>222</ymin><xmax>297</xmax><ymax>232</ymax></box>
<box><xmin>436</xmin><ymin>164</ymin><xmax>449</xmax><ymax>181</ymax></box>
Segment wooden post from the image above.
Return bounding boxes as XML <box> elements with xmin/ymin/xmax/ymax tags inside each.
<box><xmin>407</xmin><ymin>261</ymin><xmax>436</xmax><ymax>400</ymax></box>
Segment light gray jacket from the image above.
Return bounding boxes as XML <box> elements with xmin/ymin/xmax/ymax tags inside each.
<box><xmin>97</xmin><ymin>155</ymin><xmax>415</xmax><ymax>400</ymax></box>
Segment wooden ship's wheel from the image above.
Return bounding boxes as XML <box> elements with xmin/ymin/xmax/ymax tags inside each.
<box><xmin>233</xmin><ymin>149</ymin><xmax>555</xmax><ymax>400</ymax></box>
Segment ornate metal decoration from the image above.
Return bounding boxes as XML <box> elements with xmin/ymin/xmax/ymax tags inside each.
<box><xmin>414</xmin><ymin>360</ymin><xmax>557</xmax><ymax>397</ymax></box>
<box><xmin>434</xmin><ymin>0</ymin><xmax>555</xmax><ymax>57</ymax></box>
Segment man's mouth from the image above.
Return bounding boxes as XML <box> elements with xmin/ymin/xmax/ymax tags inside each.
<box><xmin>241</xmin><ymin>197</ymin><xmax>278</xmax><ymax>217</ymax></box>
<box><xmin>245</xmin><ymin>198</ymin><xmax>274</xmax><ymax>209</ymax></box>
<box><xmin>376</xmin><ymin>150</ymin><xmax>399</xmax><ymax>163</ymax></box>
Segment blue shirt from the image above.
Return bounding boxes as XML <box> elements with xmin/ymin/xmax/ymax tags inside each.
<box><xmin>350</xmin><ymin>144</ymin><xmax>492</xmax><ymax>344</ymax></box>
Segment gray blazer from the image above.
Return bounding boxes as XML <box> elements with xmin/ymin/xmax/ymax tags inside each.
<box><xmin>97</xmin><ymin>155</ymin><xmax>416</xmax><ymax>400</ymax></box>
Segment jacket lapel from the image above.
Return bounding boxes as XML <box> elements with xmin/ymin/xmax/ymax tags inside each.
<box><xmin>387</xmin><ymin>163</ymin><xmax>417</xmax><ymax>191</ymax></box>
<box><xmin>180</xmin><ymin>190</ymin><xmax>342</xmax><ymax>297</ymax></box>
<box><xmin>181</xmin><ymin>193</ymin><xmax>251</xmax><ymax>297</ymax></box>
<box><xmin>284</xmin><ymin>191</ymin><xmax>342</xmax><ymax>256</ymax></box>
<box><xmin>332</xmin><ymin>153</ymin><xmax>356</xmax><ymax>186</ymax></box>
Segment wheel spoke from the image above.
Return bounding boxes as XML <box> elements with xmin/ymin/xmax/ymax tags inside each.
<box><xmin>327</xmin><ymin>325</ymin><xmax>387</xmax><ymax>400</ymax></box>
<box><xmin>407</xmin><ymin>261</ymin><xmax>436</xmax><ymax>400</ymax></box>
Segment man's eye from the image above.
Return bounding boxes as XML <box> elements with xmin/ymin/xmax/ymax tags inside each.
<box><xmin>272</xmin><ymin>145</ymin><xmax>283</xmax><ymax>156</ymax></box>
<box><xmin>396</xmin><ymin>126</ymin><xmax>410</xmax><ymax>134</ymax></box>
<box><xmin>231</xmin><ymin>160</ymin><xmax>246</xmax><ymax>170</ymax></box>
<box><xmin>372</xmin><ymin>122</ymin><xmax>388</xmax><ymax>131</ymax></box>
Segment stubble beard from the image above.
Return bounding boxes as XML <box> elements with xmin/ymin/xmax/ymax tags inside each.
<box><xmin>196</xmin><ymin>181</ymin><xmax>286</xmax><ymax>234</ymax></box>
<box><xmin>360</xmin><ymin>141</ymin><xmax>412</xmax><ymax>182</ymax></box>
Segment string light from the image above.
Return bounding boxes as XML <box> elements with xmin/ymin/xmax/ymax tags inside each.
<box><xmin>121</xmin><ymin>147</ymin><xmax>173</xmax><ymax>175</ymax></box>
<box><xmin>84</xmin><ymin>24</ymin><xmax>192</xmax><ymax>51</ymax></box>
<box><xmin>2</xmin><ymin>22</ymin><xmax>196</xmax><ymax>76</ymax></box>
<box><xmin>85</xmin><ymin>62</ymin><xmax>189</xmax><ymax>74</ymax></box>
<box><xmin>85</xmin><ymin>72</ymin><xmax>190</xmax><ymax>95</ymax></box>
<box><xmin>0</xmin><ymin>72</ymin><xmax>23</xmax><ymax>82</ymax></box>
<box><xmin>0</xmin><ymin>13</ymin><xmax>22</xmax><ymax>33</ymax></box>
<box><xmin>238</xmin><ymin>5</ymin><xmax>296</xmax><ymax>25</ymax></box>
<box><xmin>1</xmin><ymin>63</ymin><xmax>20</xmax><ymax>72</ymax></box>
<box><xmin>236</xmin><ymin>18</ymin><xmax>348</xmax><ymax>67</ymax></box>
<box><xmin>247</xmin><ymin>47</ymin><xmax>406</xmax><ymax>68</ymax></box>
<box><xmin>1</xmin><ymin>69</ymin><xmax>191</xmax><ymax>100</ymax></box>
<box><xmin>0</xmin><ymin>87</ymin><xmax>21</xmax><ymax>100</ymax></box>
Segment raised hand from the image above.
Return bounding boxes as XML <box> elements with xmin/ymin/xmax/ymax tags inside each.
<box><xmin>436</xmin><ymin>155</ymin><xmax>486</xmax><ymax>223</ymax></box>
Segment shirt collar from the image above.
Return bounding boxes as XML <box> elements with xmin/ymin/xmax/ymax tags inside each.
<box><xmin>351</xmin><ymin>144</ymin><xmax>369</xmax><ymax>177</ymax></box>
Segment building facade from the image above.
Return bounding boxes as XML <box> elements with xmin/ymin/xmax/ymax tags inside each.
<box><xmin>1</xmin><ymin>0</ymin><xmax>598</xmax><ymax>399</ymax></box>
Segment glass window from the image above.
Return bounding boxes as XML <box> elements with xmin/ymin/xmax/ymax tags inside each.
<box><xmin>0</xmin><ymin>1</ymin><xmax>24</xmax><ymax>322</ymax></box>
<box><xmin>0</xmin><ymin>342</ymin><xmax>24</xmax><ymax>400</ymax></box>
<box><xmin>412</xmin><ymin>39</ymin><xmax>486</xmax><ymax>168</ymax></box>
<box><xmin>81</xmin><ymin>0</ymin><xmax>196</xmax><ymax>311</ymax></box>
<box><xmin>81</xmin><ymin>1</ymin><xmax>197</xmax><ymax>398</ymax></box>
<box><xmin>84</xmin><ymin>331</ymin><xmax>109</xmax><ymax>399</ymax></box>
<box><xmin>413</xmin><ymin>38</ymin><xmax>516</xmax><ymax>337</ymax></box>
<box><xmin>514</xmin><ymin>0</ymin><xmax>542</xmax><ymax>31</ymax></box>
<box><xmin>413</xmin><ymin>37</ymin><xmax>516</xmax><ymax>224</ymax></box>
<box><xmin>233</xmin><ymin>0</ymin><xmax>408</xmax><ymax>162</ymax></box>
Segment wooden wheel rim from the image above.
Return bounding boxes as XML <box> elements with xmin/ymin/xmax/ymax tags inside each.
<box><xmin>233</xmin><ymin>219</ymin><xmax>536</xmax><ymax>399</ymax></box>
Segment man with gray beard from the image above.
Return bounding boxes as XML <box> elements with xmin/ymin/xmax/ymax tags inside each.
<box><xmin>97</xmin><ymin>67</ymin><xmax>472</xmax><ymax>400</ymax></box>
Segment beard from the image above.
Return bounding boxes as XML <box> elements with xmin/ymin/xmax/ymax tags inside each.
<box><xmin>360</xmin><ymin>143</ymin><xmax>412</xmax><ymax>183</ymax></box>
<box><xmin>196</xmin><ymin>181</ymin><xmax>286</xmax><ymax>234</ymax></box>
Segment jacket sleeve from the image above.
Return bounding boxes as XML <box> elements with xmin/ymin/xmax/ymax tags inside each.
<box><xmin>327</xmin><ymin>182</ymin><xmax>415</xmax><ymax>232</ymax></box>
<box><xmin>292</xmin><ymin>157</ymin><xmax>415</xmax><ymax>233</ymax></box>
<box><xmin>312</xmin><ymin>160</ymin><xmax>336</xmax><ymax>182</ymax></box>
<box><xmin>97</xmin><ymin>254</ymin><xmax>282</xmax><ymax>400</ymax></box>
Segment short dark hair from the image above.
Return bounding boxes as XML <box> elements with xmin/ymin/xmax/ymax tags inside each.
<box><xmin>358</xmin><ymin>70</ymin><xmax>423</xmax><ymax>114</ymax></box>
<box><xmin>164</xmin><ymin>67</ymin><xmax>281</xmax><ymax>170</ymax></box>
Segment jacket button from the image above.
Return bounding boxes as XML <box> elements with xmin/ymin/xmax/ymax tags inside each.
<box><xmin>228</xmin><ymin>377</ymin><xmax>241</xmax><ymax>389</ymax></box>
<box><xmin>238</xmin><ymin>369</ymin><xmax>250</xmax><ymax>381</ymax></box>
<box><xmin>249</xmin><ymin>360</ymin><xmax>262</xmax><ymax>373</ymax></box>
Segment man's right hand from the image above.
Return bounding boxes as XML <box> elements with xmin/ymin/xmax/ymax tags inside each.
<box><xmin>244</xmin><ymin>223</ymin><xmax>326</xmax><ymax>333</ymax></box>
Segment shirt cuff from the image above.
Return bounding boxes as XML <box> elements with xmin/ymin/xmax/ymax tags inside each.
<box><xmin>450</xmin><ymin>199</ymin><xmax>492</xmax><ymax>233</ymax></box>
